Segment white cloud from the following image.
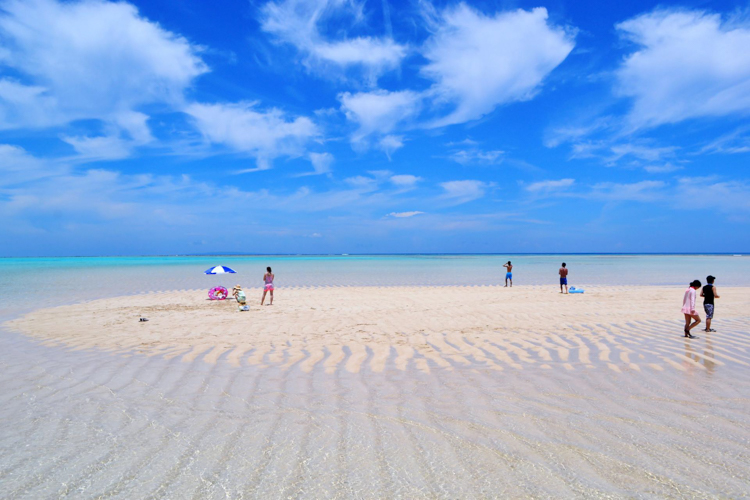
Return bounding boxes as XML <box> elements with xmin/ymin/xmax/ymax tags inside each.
<box><xmin>439</xmin><ymin>179</ymin><xmax>492</xmax><ymax>204</ymax></box>
<box><xmin>344</xmin><ymin>175</ymin><xmax>378</xmax><ymax>191</ymax></box>
<box><xmin>589</xmin><ymin>180</ymin><xmax>666</xmax><ymax>202</ymax></box>
<box><xmin>260</xmin><ymin>0</ymin><xmax>406</xmax><ymax>83</ymax></box>
<box><xmin>526</xmin><ymin>178</ymin><xmax>575</xmax><ymax>192</ymax></box>
<box><xmin>0</xmin><ymin>0</ymin><xmax>207</xmax><ymax>147</ymax></box>
<box><xmin>0</xmin><ymin>144</ymin><xmax>62</xmax><ymax>186</ymax></box>
<box><xmin>699</xmin><ymin>126</ymin><xmax>750</xmax><ymax>154</ymax></box>
<box><xmin>386</xmin><ymin>211</ymin><xmax>424</xmax><ymax>218</ymax></box>
<box><xmin>185</xmin><ymin>101</ymin><xmax>318</xmax><ymax>171</ymax></box>
<box><xmin>615</xmin><ymin>9</ymin><xmax>750</xmax><ymax>129</ymax></box>
<box><xmin>378</xmin><ymin>135</ymin><xmax>404</xmax><ymax>159</ymax></box>
<box><xmin>449</xmin><ymin>148</ymin><xmax>504</xmax><ymax>165</ymax></box>
<box><xmin>421</xmin><ymin>5</ymin><xmax>575</xmax><ymax>127</ymax></box>
<box><xmin>567</xmin><ymin>140</ymin><xmax>679</xmax><ymax>171</ymax></box>
<box><xmin>390</xmin><ymin>174</ymin><xmax>422</xmax><ymax>188</ymax></box>
<box><xmin>307</xmin><ymin>152</ymin><xmax>334</xmax><ymax>175</ymax></box>
<box><xmin>643</xmin><ymin>163</ymin><xmax>681</xmax><ymax>174</ymax></box>
<box><xmin>339</xmin><ymin>90</ymin><xmax>421</xmax><ymax>145</ymax></box>
<box><xmin>60</xmin><ymin>134</ymin><xmax>134</xmax><ymax>161</ymax></box>
<box><xmin>675</xmin><ymin>177</ymin><xmax>750</xmax><ymax>212</ymax></box>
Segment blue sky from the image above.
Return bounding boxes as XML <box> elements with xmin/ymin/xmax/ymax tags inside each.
<box><xmin>1</xmin><ymin>0</ymin><xmax>749</xmax><ymax>256</ymax></box>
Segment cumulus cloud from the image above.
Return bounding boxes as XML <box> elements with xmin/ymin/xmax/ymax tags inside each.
<box><xmin>0</xmin><ymin>0</ymin><xmax>207</xmax><ymax>148</ymax></box>
<box><xmin>185</xmin><ymin>102</ymin><xmax>318</xmax><ymax>171</ymax></box>
<box><xmin>615</xmin><ymin>9</ymin><xmax>750</xmax><ymax>129</ymax></box>
<box><xmin>526</xmin><ymin>178</ymin><xmax>575</xmax><ymax>193</ymax></box>
<box><xmin>439</xmin><ymin>179</ymin><xmax>492</xmax><ymax>204</ymax></box>
<box><xmin>260</xmin><ymin>0</ymin><xmax>406</xmax><ymax>83</ymax></box>
<box><xmin>339</xmin><ymin>90</ymin><xmax>421</xmax><ymax>146</ymax></box>
<box><xmin>421</xmin><ymin>5</ymin><xmax>575</xmax><ymax>127</ymax></box>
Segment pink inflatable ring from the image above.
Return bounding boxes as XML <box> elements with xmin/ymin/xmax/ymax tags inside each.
<box><xmin>208</xmin><ymin>286</ymin><xmax>228</xmax><ymax>300</ymax></box>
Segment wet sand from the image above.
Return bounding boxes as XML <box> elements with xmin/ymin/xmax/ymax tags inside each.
<box><xmin>7</xmin><ymin>285</ymin><xmax>750</xmax><ymax>374</ymax></box>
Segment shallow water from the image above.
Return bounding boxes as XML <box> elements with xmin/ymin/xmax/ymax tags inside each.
<box><xmin>1</xmin><ymin>255</ymin><xmax>750</xmax><ymax>498</ymax></box>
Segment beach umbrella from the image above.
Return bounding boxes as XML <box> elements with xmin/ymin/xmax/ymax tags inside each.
<box><xmin>204</xmin><ymin>265</ymin><xmax>237</xmax><ymax>275</ymax></box>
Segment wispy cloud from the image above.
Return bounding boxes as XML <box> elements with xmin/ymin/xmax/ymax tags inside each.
<box><xmin>615</xmin><ymin>8</ymin><xmax>750</xmax><ymax>129</ymax></box>
<box><xmin>526</xmin><ymin>178</ymin><xmax>575</xmax><ymax>193</ymax></box>
<box><xmin>184</xmin><ymin>101</ymin><xmax>318</xmax><ymax>171</ymax></box>
<box><xmin>339</xmin><ymin>90</ymin><xmax>421</xmax><ymax>147</ymax></box>
<box><xmin>440</xmin><ymin>180</ymin><xmax>493</xmax><ymax>204</ymax></box>
<box><xmin>421</xmin><ymin>5</ymin><xmax>575</xmax><ymax>127</ymax></box>
<box><xmin>386</xmin><ymin>211</ymin><xmax>424</xmax><ymax>218</ymax></box>
<box><xmin>448</xmin><ymin>148</ymin><xmax>504</xmax><ymax>165</ymax></box>
<box><xmin>589</xmin><ymin>180</ymin><xmax>666</xmax><ymax>202</ymax></box>
<box><xmin>0</xmin><ymin>0</ymin><xmax>207</xmax><ymax>157</ymax></box>
<box><xmin>389</xmin><ymin>174</ymin><xmax>422</xmax><ymax>188</ymax></box>
<box><xmin>260</xmin><ymin>0</ymin><xmax>406</xmax><ymax>84</ymax></box>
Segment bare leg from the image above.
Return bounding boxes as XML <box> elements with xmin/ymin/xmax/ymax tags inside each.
<box><xmin>705</xmin><ymin>317</ymin><xmax>712</xmax><ymax>331</ymax></box>
<box><xmin>505</xmin><ymin>278</ymin><xmax>508</xmax><ymax>287</ymax></box>
<box><xmin>510</xmin><ymin>279</ymin><xmax>512</xmax><ymax>288</ymax></box>
<box><xmin>685</xmin><ymin>313</ymin><xmax>701</xmax><ymax>336</ymax></box>
<box><xmin>564</xmin><ymin>284</ymin><xmax>568</xmax><ymax>294</ymax></box>
<box><xmin>261</xmin><ymin>290</ymin><xmax>267</xmax><ymax>305</ymax></box>
<box><xmin>269</xmin><ymin>290</ymin><xmax>273</xmax><ymax>305</ymax></box>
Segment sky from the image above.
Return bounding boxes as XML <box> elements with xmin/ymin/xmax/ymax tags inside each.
<box><xmin>1</xmin><ymin>0</ymin><xmax>749</xmax><ymax>256</ymax></box>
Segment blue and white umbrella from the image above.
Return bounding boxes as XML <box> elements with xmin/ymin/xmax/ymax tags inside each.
<box><xmin>204</xmin><ymin>265</ymin><xmax>237</xmax><ymax>275</ymax></box>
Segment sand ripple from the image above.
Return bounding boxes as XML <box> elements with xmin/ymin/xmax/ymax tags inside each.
<box><xmin>6</xmin><ymin>285</ymin><xmax>750</xmax><ymax>375</ymax></box>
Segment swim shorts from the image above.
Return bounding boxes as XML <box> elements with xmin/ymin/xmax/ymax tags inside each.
<box><xmin>560</xmin><ymin>277</ymin><xmax>568</xmax><ymax>285</ymax></box>
<box><xmin>506</xmin><ymin>272</ymin><xmax>512</xmax><ymax>279</ymax></box>
<box><xmin>704</xmin><ymin>303</ymin><xmax>714</xmax><ymax>319</ymax></box>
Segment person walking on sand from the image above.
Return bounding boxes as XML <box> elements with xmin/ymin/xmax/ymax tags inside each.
<box><xmin>701</xmin><ymin>275</ymin><xmax>720</xmax><ymax>332</ymax></box>
<box><xmin>261</xmin><ymin>267</ymin><xmax>274</xmax><ymax>305</ymax></box>
<box><xmin>503</xmin><ymin>261</ymin><xmax>513</xmax><ymax>287</ymax></box>
<box><xmin>682</xmin><ymin>280</ymin><xmax>702</xmax><ymax>338</ymax></box>
<box><xmin>559</xmin><ymin>263</ymin><xmax>568</xmax><ymax>294</ymax></box>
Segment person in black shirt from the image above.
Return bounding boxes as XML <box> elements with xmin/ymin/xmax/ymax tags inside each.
<box><xmin>700</xmin><ymin>275</ymin><xmax>720</xmax><ymax>332</ymax></box>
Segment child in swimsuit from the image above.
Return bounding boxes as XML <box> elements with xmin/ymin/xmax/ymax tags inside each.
<box><xmin>261</xmin><ymin>267</ymin><xmax>274</xmax><ymax>305</ymax></box>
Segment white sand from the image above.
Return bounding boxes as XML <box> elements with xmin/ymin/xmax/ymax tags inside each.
<box><xmin>7</xmin><ymin>285</ymin><xmax>750</xmax><ymax>373</ymax></box>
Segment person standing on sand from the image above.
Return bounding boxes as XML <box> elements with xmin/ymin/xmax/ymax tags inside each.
<box><xmin>503</xmin><ymin>261</ymin><xmax>513</xmax><ymax>287</ymax></box>
<box><xmin>261</xmin><ymin>267</ymin><xmax>274</xmax><ymax>305</ymax></box>
<box><xmin>559</xmin><ymin>263</ymin><xmax>568</xmax><ymax>294</ymax></box>
<box><xmin>701</xmin><ymin>275</ymin><xmax>720</xmax><ymax>332</ymax></box>
<box><xmin>682</xmin><ymin>280</ymin><xmax>702</xmax><ymax>338</ymax></box>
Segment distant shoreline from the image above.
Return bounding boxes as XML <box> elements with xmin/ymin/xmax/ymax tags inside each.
<box><xmin>0</xmin><ymin>252</ymin><xmax>746</xmax><ymax>259</ymax></box>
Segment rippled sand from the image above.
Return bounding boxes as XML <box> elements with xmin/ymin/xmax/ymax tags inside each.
<box><xmin>7</xmin><ymin>285</ymin><xmax>750</xmax><ymax>374</ymax></box>
<box><xmin>3</xmin><ymin>285</ymin><xmax>750</xmax><ymax>498</ymax></box>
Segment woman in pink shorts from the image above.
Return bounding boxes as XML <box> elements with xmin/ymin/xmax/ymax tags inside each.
<box><xmin>681</xmin><ymin>279</ymin><xmax>701</xmax><ymax>339</ymax></box>
<box><xmin>261</xmin><ymin>266</ymin><xmax>274</xmax><ymax>305</ymax></box>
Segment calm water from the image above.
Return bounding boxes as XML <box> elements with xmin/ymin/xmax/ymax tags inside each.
<box><xmin>1</xmin><ymin>255</ymin><xmax>749</xmax><ymax>498</ymax></box>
